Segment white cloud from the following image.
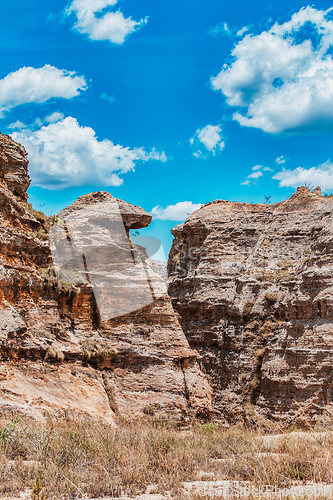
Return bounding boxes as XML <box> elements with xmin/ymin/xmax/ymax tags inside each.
<box><xmin>66</xmin><ymin>0</ymin><xmax>147</xmax><ymax>44</ymax></box>
<box><xmin>276</xmin><ymin>156</ymin><xmax>286</xmax><ymax>164</ymax></box>
<box><xmin>211</xmin><ymin>6</ymin><xmax>333</xmax><ymax>133</ymax></box>
<box><xmin>210</xmin><ymin>23</ymin><xmax>230</xmax><ymax>36</ymax></box>
<box><xmin>273</xmin><ymin>161</ymin><xmax>333</xmax><ymax>189</ymax></box>
<box><xmin>34</xmin><ymin>118</ymin><xmax>44</xmax><ymax>128</ymax></box>
<box><xmin>12</xmin><ymin>117</ymin><xmax>167</xmax><ymax>190</ymax></box>
<box><xmin>0</xmin><ymin>65</ymin><xmax>87</xmax><ymax>117</ymax></box>
<box><xmin>241</xmin><ymin>167</ymin><xmax>264</xmax><ymax>186</ymax></box>
<box><xmin>8</xmin><ymin>120</ymin><xmax>27</xmax><ymax>130</ymax></box>
<box><xmin>100</xmin><ymin>93</ymin><xmax>116</xmax><ymax>103</ymax></box>
<box><xmin>191</xmin><ymin>124</ymin><xmax>225</xmax><ymax>156</ymax></box>
<box><xmin>210</xmin><ymin>23</ymin><xmax>249</xmax><ymax>37</ymax></box>
<box><xmin>46</xmin><ymin>112</ymin><xmax>65</xmax><ymax>123</ymax></box>
<box><xmin>248</xmin><ymin>171</ymin><xmax>263</xmax><ymax>180</ymax></box>
<box><xmin>151</xmin><ymin>201</ymin><xmax>202</xmax><ymax>221</ymax></box>
<box><xmin>237</xmin><ymin>26</ymin><xmax>249</xmax><ymax>37</ymax></box>
<box><xmin>263</xmin><ymin>166</ymin><xmax>273</xmax><ymax>172</ymax></box>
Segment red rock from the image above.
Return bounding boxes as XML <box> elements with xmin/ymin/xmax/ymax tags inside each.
<box><xmin>168</xmin><ymin>187</ymin><xmax>333</xmax><ymax>425</ymax></box>
<box><xmin>0</xmin><ymin>132</ymin><xmax>212</xmax><ymax>423</ymax></box>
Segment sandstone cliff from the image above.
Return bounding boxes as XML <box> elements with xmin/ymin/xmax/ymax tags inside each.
<box><xmin>0</xmin><ymin>132</ymin><xmax>212</xmax><ymax>423</ymax></box>
<box><xmin>168</xmin><ymin>187</ymin><xmax>333</xmax><ymax>425</ymax></box>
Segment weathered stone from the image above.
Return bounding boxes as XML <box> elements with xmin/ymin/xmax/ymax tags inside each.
<box><xmin>0</xmin><ymin>132</ymin><xmax>30</xmax><ymax>201</ymax></box>
<box><xmin>0</xmin><ymin>133</ymin><xmax>212</xmax><ymax>423</ymax></box>
<box><xmin>168</xmin><ymin>187</ymin><xmax>333</xmax><ymax>425</ymax></box>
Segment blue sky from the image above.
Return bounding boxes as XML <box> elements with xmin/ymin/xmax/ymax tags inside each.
<box><xmin>2</xmin><ymin>0</ymin><xmax>333</xmax><ymax>258</ymax></box>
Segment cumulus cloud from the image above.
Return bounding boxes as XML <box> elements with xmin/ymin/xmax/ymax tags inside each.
<box><xmin>211</xmin><ymin>6</ymin><xmax>333</xmax><ymax>133</ymax></box>
<box><xmin>273</xmin><ymin>161</ymin><xmax>333</xmax><ymax>189</ymax></box>
<box><xmin>241</xmin><ymin>170</ymin><xmax>263</xmax><ymax>186</ymax></box>
<box><xmin>45</xmin><ymin>112</ymin><xmax>65</xmax><ymax>123</ymax></box>
<box><xmin>100</xmin><ymin>93</ymin><xmax>116</xmax><ymax>103</ymax></box>
<box><xmin>8</xmin><ymin>120</ymin><xmax>28</xmax><ymax>130</ymax></box>
<box><xmin>150</xmin><ymin>201</ymin><xmax>202</xmax><ymax>221</ymax></box>
<box><xmin>276</xmin><ymin>156</ymin><xmax>286</xmax><ymax>165</ymax></box>
<box><xmin>12</xmin><ymin>117</ymin><xmax>167</xmax><ymax>190</ymax></box>
<box><xmin>210</xmin><ymin>23</ymin><xmax>230</xmax><ymax>36</ymax></box>
<box><xmin>0</xmin><ymin>65</ymin><xmax>87</xmax><ymax>117</ymax></box>
<box><xmin>237</xmin><ymin>26</ymin><xmax>249</xmax><ymax>37</ymax></box>
<box><xmin>241</xmin><ymin>164</ymin><xmax>273</xmax><ymax>186</ymax></box>
<box><xmin>66</xmin><ymin>0</ymin><xmax>147</xmax><ymax>44</ymax></box>
<box><xmin>210</xmin><ymin>22</ymin><xmax>249</xmax><ymax>37</ymax></box>
<box><xmin>191</xmin><ymin>125</ymin><xmax>225</xmax><ymax>156</ymax></box>
<box><xmin>248</xmin><ymin>171</ymin><xmax>263</xmax><ymax>180</ymax></box>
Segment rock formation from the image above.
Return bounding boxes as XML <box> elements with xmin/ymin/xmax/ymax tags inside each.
<box><xmin>0</xmin><ymin>131</ymin><xmax>212</xmax><ymax>423</ymax></box>
<box><xmin>168</xmin><ymin>188</ymin><xmax>333</xmax><ymax>425</ymax></box>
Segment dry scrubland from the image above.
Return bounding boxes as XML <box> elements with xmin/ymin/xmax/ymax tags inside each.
<box><xmin>0</xmin><ymin>416</ymin><xmax>333</xmax><ymax>499</ymax></box>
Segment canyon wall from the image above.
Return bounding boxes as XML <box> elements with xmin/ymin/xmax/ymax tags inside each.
<box><xmin>0</xmin><ymin>132</ymin><xmax>212</xmax><ymax>423</ymax></box>
<box><xmin>168</xmin><ymin>187</ymin><xmax>333</xmax><ymax>425</ymax></box>
<box><xmin>3</xmin><ymin>128</ymin><xmax>332</xmax><ymax>428</ymax></box>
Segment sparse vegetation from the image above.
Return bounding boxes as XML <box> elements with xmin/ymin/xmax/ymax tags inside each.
<box><xmin>82</xmin><ymin>340</ymin><xmax>117</xmax><ymax>366</ymax></box>
<box><xmin>256</xmin><ymin>257</ymin><xmax>268</xmax><ymax>268</ymax></box>
<box><xmin>172</xmin><ymin>252</ymin><xmax>181</xmax><ymax>264</ymax></box>
<box><xmin>31</xmin><ymin>475</ymin><xmax>46</xmax><ymax>500</ymax></box>
<box><xmin>143</xmin><ymin>404</ymin><xmax>155</xmax><ymax>416</ymax></box>
<box><xmin>277</xmin><ymin>261</ymin><xmax>294</xmax><ymax>268</ymax></box>
<box><xmin>38</xmin><ymin>266</ymin><xmax>88</xmax><ymax>296</ymax></box>
<box><xmin>102</xmin><ymin>373</ymin><xmax>119</xmax><ymax>415</ymax></box>
<box><xmin>0</xmin><ymin>417</ymin><xmax>18</xmax><ymax>443</ymax></box>
<box><xmin>258</xmin><ymin>269</ymin><xmax>296</xmax><ymax>283</ymax></box>
<box><xmin>44</xmin><ymin>347</ymin><xmax>65</xmax><ymax>363</ymax></box>
<box><xmin>264</xmin><ymin>292</ymin><xmax>278</xmax><ymax>304</ymax></box>
<box><xmin>0</xmin><ymin>416</ymin><xmax>332</xmax><ymax>498</ymax></box>
<box><xmin>21</xmin><ymin>202</ymin><xmax>56</xmax><ymax>242</ymax></box>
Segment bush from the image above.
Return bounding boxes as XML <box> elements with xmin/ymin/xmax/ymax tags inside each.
<box><xmin>264</xmin><ymin>292</ymin><xmax>278</xmax><ymax>304</ymax></box>
<box><xmin>82</xmin><ymin>341</ymin><xmax>117</xmax><ymax>366</ymax></box>
<box><xmin>44</xmin><ymin>347</ymin><xmax>65</xmax><ymax>363</ymax></box>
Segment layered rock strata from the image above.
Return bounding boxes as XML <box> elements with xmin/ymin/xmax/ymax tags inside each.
<box><xmin>0</xmin><ymin>132</ymin><xmax>212</xmax><ymax>423</ymax></box>
<box><xmin>168</xmin><ymin>187</ymin><xmax>333</xmax><ymax>425</ymax></box>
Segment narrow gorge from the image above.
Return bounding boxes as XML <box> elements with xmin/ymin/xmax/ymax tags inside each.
<box><xmin>1</xmin><ymin>130</ymin><xmax>333</xmax><ymax>427</ymax></box>
<box><xmin>0</xmin><ymin>132</ymin><xmax>212</xmax><ymax>424</ymax></box>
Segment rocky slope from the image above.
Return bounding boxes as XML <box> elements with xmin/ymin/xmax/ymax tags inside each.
<box><xmin>168</xmin><ymin>187</ymin><xmax>333</xmax><ymax>425</ymax></box>
<box><xmin>0</xmin><ymin>132</ymin><xmax>212</xmax><ymax>423</ymax></box>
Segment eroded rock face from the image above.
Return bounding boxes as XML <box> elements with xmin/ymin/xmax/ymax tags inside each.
<box><xmin>0</xmin><ymin>132</ymin><xmax>212</xmax><ymax>423</ymax></box>
<box><xmin>0</xmin><ymin>132</ymin><xmax>30</xmax><ymax>201</ymax></box>
<box><xmin>168</xmin><ymin>187</ymin><xmax>333</xmax><ymax>425</ymax></box>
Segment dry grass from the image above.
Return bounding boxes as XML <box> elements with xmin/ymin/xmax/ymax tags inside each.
<box><xmin>0</xmin><ymin>416</ymin><xmax>332</xmax><ymax>499</ymax></box>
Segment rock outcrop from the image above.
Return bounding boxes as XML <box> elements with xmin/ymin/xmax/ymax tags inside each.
<box><xmin>168</xmin><ymin>187</ymin><xmax>333</xmax><ymax>425</ymax></box>
<box><xmin>0</xmin><ymin>131</ymin><xmax>212</xmax><ymax>423</ymax></box>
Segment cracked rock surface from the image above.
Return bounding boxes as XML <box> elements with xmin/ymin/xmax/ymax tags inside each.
<box><xmin>168</xmin><ymin>186</ymin><xmax>333</xmax><ymax>424</ymax></box>
<box><xmin>0</xmin><ymin>131</ymin><xmax>212</xmax><ymax>423</ymax></box>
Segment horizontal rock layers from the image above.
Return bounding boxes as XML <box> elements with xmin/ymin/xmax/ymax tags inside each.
<box><xmin>168</xmin><ymin>187</ymin><xmax>333</xmax><ymax>425</ymax></box>
<box><xmin>0</xmin><ymin>132</ymin><xmax>212</xmax><ymax>423</ymax></box>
